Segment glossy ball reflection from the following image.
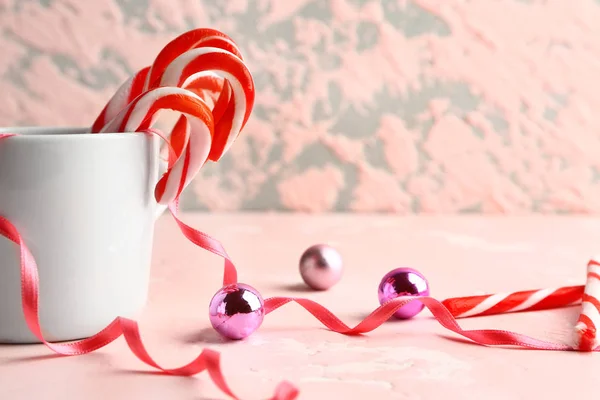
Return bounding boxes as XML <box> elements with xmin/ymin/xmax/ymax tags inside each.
<box><xmin>299</xmin><ymin>244</ymin><xmax>343</xmax><ymax>290</ymax></box>
<box><xmin>378</xmin><ymin>268</ymin><xmax>429</xmax><ymax>319</ymax></box>
<box><xmin>209</xmin><ymin>283</ymin><xmax>265</xmax><ymax>340</ymax></box>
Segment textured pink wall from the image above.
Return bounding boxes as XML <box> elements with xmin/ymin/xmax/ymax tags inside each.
<box><xmin>1</xmin><ymin>0</ymin><xmax>600</xmax><ymax>213</ymax></box>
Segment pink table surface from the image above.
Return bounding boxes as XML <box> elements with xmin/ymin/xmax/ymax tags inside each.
<box><xmin>1</xmin><ymin>213</ymin><xmax>600</xmax><ymax>399</ymax></box>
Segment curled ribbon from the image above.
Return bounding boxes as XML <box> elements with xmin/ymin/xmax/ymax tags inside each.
<box><xmin>0</xmin><ymin>132</ymin><xmax>597</xmax><ymax>400</ymax></box>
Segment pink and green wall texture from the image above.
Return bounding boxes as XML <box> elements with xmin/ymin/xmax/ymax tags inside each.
<box><xmin>1</xmin><ymin>0</ymin><xmax>599</xmax><ymax>213</ymax></box>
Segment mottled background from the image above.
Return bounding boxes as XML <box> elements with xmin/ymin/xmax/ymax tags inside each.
<box><xmin>1</xmin><ymin>0</ymin><xmax>599</xmax><ymax>213</ymax></box>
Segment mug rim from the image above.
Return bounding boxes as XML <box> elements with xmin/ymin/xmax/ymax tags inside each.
<box><xmin>0</xmin><ymin>126</ymin><xmax>149</xmax><ymax>139</ymax></box>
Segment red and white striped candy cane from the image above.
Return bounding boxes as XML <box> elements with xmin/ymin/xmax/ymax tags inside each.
<box><xmin>184</xmin><ymin>73</ymin><xmax>231</xmax><ymax>122</ymax></box>
<box><xmin>575</xmin><ymin>258</ymin><xmax>600</xmax><ymax>351</ymax></box>
<box><xmin>143</xmin><ymin>28</ymin><xmax>243</xmax><ymax>90</ymax></box>
<box><xmin>91</xmin><ymin>67</ymin><xmax>150</xmax><ymax>133</ymax></box>
<box><xmin>153</xmin><ymin>73</ymin><xmax>231</xmax><ymax>166</ymax></box>
<box><xmin>142</xmin><ymin>28</ymin><xmax>240</xmax><ymax>145</ymax></box>
<box><xmin>164</xmin><ymin>74</ymin><xmax>232</xmax><ymax>164</ymax></box>
<box><xmin>91</xmin><ymin>30</ymin><xmax>241</xmax><ymax>134</ymax></box>
<box><xmin>161</xmin><ymin>72</ymin><xmax>231</xmax><ymax>133</ymax></box>
<box><xmin>100</xmin><ymin>87</ymin><xmax>213</xmax><ymax>204</ymax></box>
<box><xmin>141</xmin><ymin>29</ymin><xmax>242</xmax><ymax>162</ymax></box>
<box><xmin>186</xmin><ymin>73</ymin><xmax>226</xmax><ymax>105</ymax></box>
<box><xmin>153</xmin><ymin>47</ymin><xmax>254</xmax><ymax>161</ymax></box>
<box><xmin>442</xmin><ymin>285</ymin><xmax>584</xmax><ymax>318</ymax></box>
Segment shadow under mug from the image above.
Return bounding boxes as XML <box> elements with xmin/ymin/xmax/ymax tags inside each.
<box><xmin>0</xmin><ymin>127</ymin><xmax>165</xmax><ymax>343</ymax></box>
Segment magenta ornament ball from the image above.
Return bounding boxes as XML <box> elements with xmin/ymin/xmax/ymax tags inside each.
<box><xmin>377</xmin><ymin>268</ymin><xmax>430</xmax><ymax>319</ymax></box>
<box><xmin>209</xmin><ymin>283</ymin><xmax>265</xmax><ymax>340</ymax></box>
<box><xmin>299</xmin><ymin>244</ymin><xmax>343</xmax><ymax>290</ymax></box>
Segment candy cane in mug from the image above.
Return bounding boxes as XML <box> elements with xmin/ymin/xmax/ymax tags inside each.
<box><xmin>100</xmin><ymin>87</ymin><xmax>214</xmax><ymax>204</ymax></box>
<box><xmin>143</xmin><ymin>28</ymin><xmax>243</xmax><ymax>90</ymax></box>
<box><xmin>184</xmin><ymin>73</ymin><xmax>231</xmax><ymax>122</ymax></box>
<box><xmin>141</xmin><ymin>29</ymin><xmax>242</xmax><ymax>160</ymax></box>
<box><xmin>153</xmin><ymin>47</ymin><xmax>254</xmax><ymax>161</ymax></box>
<box><xmin>91</xmin><ymin>67</ymin><xmax>150</xmax><ymax>133</ymax></box>
<box><xmin>165</xmin><ymin>73</ymin><xmax>233</xmax><ymax>163</ymax></box>
<box><xmin>575</xmin><ymin>258</ymin><xmax>600</xmax><ymax>351</ymax></box>
<box><xmin>442</xmin><ymin>285</ymin><xmax>584</xmax><ymax>318</ymax></box>
<box><xmin>142</xmin><ymin>28</ymin><xmax>242</xmax><ymax>150</ymax></box>
<box><xmin>91</xmin><ymin>30</ymin><xmax>242</xmax><ymax>133</ymax></box>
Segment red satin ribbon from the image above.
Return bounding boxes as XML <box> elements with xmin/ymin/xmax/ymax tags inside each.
<box><xmin>0</xmin><ymin>211</ymin><xmax>296</xmax><ymax>400</ymax></box>
<box><xmin>0</xmin><ymin>133</ymin><xmax>597</xmax><ymax>400</ymax></box>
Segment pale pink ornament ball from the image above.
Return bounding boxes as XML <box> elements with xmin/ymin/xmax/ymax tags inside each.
<box><xmin>299</xmin><ymin>244</ymin><xmax>343</xmax><ymax>290</ymax></box>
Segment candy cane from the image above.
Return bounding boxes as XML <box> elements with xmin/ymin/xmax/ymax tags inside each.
<box><xmin>91</xmin><ymin>67</ymin><xmax>150</xmax><ymax>133</ymax></box>
<box><xmin>575</xmin><ymin>258</ymin><xmax>600</xmax><ymax>351</ymax></box>
<box><xmin>165</xmin><ymin>74</ymin><xmax>232</xmax><ymax>163</ymax></box>
<box><xmin>143</xmin><ymin>28</ymin><xmax>243</xmax><ymax>90</ymax></box>
<box><xmin>141</xmin><ymin>29</ymin><xmax>242</xmax><ymax>162</ymax></box>
<box><xmin>442</xmin><ymin>285</ymin><xmax>584</xmax><ymax>318</ymax></box>
<box><xmin>185</xmin><ymin>73</ymin><xmax>230</xmax><ymax>121</ymax></box>
<box><xmin>151</xmin><ymin>73</ymin><xmax>230</xmax><ymax>166</ymax></box>
<box><xmin>155</xmin><ymin>47</ymin><xmax>254</xmax><ymax>161</ymax></box>
<box><xmin>91</xmin><ymin>31</ymin><xmax>241</xmax><ymax>134</ymax></box>
<box><xmin>100</xmin><ymin>87</ymin><xmax>214</xmax><ymax>204</ymax></box>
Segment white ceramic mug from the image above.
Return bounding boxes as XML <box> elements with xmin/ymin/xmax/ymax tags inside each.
<box><xmin>0</xmin><ymin>127</ymin><xmax>166</xmax><ymax>343</ymax></box>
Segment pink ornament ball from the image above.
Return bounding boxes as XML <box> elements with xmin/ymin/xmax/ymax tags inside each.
<box><xmin>299</xmin><ymin>244</ymin><xmax>343</xmax><ymax>290</ymax></box>
<box><xmin>209</xmin><ymin>283</ymin><xmax>265</xmax><ymax>340</ymax></box>
<box><xmin>378</xmin><ymin>267</ymin><xmax>429</xmax><ymax>319</ymax></box>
